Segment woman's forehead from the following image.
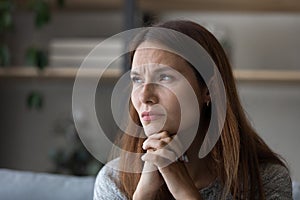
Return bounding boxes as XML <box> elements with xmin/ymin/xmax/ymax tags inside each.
<box><xmin>132</xmin><ymin>48</ymin><xmax>187</xmax><ymax>71</ymax></box>
<box><xmin>131</xmin><ymin>49</ymin><xmax>198</xmax><ymax>83</ymax></box>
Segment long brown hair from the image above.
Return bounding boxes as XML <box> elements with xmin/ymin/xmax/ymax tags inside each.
<box><xmin>115</xmin><ymin>20</ymin><xmax>287</xmax><ymax>200</ymax></box>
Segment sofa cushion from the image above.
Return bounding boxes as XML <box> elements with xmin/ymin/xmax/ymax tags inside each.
<box><xmin>0</xmin><ymin>168</ymin><xmax>95</xmax><ymax>200</ymax></box>
<box><xmin>294</xmin><ymin>181</ymin><xmax>300</xmax><ymax>200</ymax></box>
<box><xmin>1</xmin><ymin>168</ymin><xmax>299</xmax><ymax>200</ymax></box>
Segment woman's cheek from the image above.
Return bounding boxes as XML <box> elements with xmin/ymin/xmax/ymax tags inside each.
<box><xmin>176</xmin><ymin>86</ymin><xmax>200</xmax><ymax>131</ymax></box>
<box><xmin>131</xmin><ymin>90</ymin><xmax>140</xmax><ymax>111</ymax></box>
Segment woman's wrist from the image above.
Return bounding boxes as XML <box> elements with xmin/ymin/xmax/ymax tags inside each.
<box><xmin>174</xmin><ymin>188</ymin><xmax>203</xmax><ymax>200</ymax></box>
<box><xmin>133</xmin><ymin>190</ymin><xmax>157</xmax><ymax>200</ymax></box>
<box><xmin>158</xmin><ymin>162</ymin><xmax>203</xmax><ymax>200</ymax></box>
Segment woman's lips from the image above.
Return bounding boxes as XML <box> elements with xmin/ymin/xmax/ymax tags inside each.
<box><xmin>141</xmin><ymin>111</ymin><xmax>165</xmax><ymax>121</ymax></box>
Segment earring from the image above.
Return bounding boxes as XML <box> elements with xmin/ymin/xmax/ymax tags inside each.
<box><xmin>206</xmin><ymin>101</ymin><xmax>210</xmax><ymax>107</ymax></box>
<box><xmin>176</xmin><ymin>153</ymin><xmax>189</xmax><ymax>163</ymax></box>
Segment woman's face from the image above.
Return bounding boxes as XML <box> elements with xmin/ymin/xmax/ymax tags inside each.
<box><xmin>130</xmin><ymin>43</ymin><xmax>204</xmax><ymax>137</ymax></box>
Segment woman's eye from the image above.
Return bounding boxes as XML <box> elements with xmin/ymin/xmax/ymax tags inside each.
<box><xmin>160</xmin><ymin>74</ymin><xmax>173</xmax><ymax>82</ymax></box>
<box><xmin>131</xmin><ymin>76</ymin><xmax>143</xmax><ymax>84</ymax></box>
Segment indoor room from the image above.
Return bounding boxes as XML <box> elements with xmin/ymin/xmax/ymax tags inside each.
<box><xmin>0</xmin><ymin>0</ymin><xmax>299</xmax><ymax>199</ymax></box>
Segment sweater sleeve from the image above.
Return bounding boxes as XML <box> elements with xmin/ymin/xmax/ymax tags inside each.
<box><xmin>261</xmin><ymin>163</ymin><xmax>293</xmax><ymax>200</ymax></box>
<box><xmin>93</xmin><ymin>164</ymin><xmax>127</xmax><ymax>200</ymax></box>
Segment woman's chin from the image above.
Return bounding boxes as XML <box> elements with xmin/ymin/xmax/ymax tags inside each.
<box><xmin>142</xmin><ymin>124</ymin><xmax>162</xmax><ymax>137</ymax></box>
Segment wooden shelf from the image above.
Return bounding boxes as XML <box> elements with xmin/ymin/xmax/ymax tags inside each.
<box><xmin>0</xmin><ymin>67</ymin><xmax>122</xmax><ymax>80</ymax></box>
<box><xmin>1</xmin><ymin>67</ymin><xmax>300</xmax><ymax>82</ymax></box>
<box><xmin>16</xmin><ymin>0</ymin><xmax>300</xmax><ymax>12</ymax></box>
<box><xmin>56</xmin><ymin>0</ymin><xmax>300</xmax><ymax>12</ymax></box>
<box><xmin>233</xmin><ymin>69</ymin><xmax>300</xmax><ymax>82</ymax></box>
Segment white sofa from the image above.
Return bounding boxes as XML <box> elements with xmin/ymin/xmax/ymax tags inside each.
<box><xmin>0</xmin><ymin>168</ymin><xmax>95</xmax><ymax>200</ymax></box>
<box><xmin>0</xmin><ymin>168</ymin><xmax>299</xmax><ymax>200</ymax></box>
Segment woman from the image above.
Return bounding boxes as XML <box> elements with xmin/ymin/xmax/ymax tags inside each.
<box><xmin>94</xmin><ymin>20</ymin><xmax>292</xmax><ymax>200</ymax></box>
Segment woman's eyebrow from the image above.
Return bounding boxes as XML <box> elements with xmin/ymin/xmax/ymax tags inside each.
<box><xmin>130</xmin><ymin>71</ymin><xmax>140</xmax><ymax>76</ymax></box>
<box><xmin>153</xmin><ymin>66</ymin><xmax>182</xmax><ymax>74</ymax></box>
<box><xmin>153</xmin><ymin>67</ymin><xmax>172</xmax><ymax>73</ymax></box>
<box><xmin>130</xmin><ymin>66</ymin><xmax>180</xmax><ymax>76</ymax></box>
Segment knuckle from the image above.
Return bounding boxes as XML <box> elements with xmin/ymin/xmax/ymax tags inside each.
<box><xmin>142</xmin><ymin>142</ymin><xmax>148</xmax><ymax>149</ymax></box>
<box><xmin>165</xmin><ymin>137</ymin><xmax>172</xmax><ymax>143</ymax></box>
<box><xmin>161</xmin><ymin>131</ymin><xmax>169</xmax><ymax>138</ymax></box>
<box><xmin>158</xmin><ymin>140</ymin><xmax>166</xmax><ymax>148</ymax></box>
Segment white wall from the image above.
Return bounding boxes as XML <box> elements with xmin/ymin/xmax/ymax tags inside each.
<box><xmin>162</xmin><ymin>12</ymin><xmax>300</xmax><ymax>70</ymax></box>
<box><xmin>238</xmin><ymin>81</ymin><xmax>300</xmax><ymax>182</ymax></box>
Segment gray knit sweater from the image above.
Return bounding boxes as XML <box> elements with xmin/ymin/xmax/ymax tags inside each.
<box><xmin>93</xmin><ymin>159</ymin><xmax>292</xmax><ymax>200</ymax></box>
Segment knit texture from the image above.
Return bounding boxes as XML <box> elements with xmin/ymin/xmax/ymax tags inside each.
<box><xmin>93</xmin><ymin>159</ymin><xmax>292</xmax><ymax>200</ymax></box>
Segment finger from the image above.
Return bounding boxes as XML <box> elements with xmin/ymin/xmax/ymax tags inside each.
<box><xmin>160</xmin><ymin>136</ymin><xmax>172</xmax><ymax>144</ymax></box>
<box><xmin>142</xmin><ymin>148</ymin><xmax>177</xmax><ymax>168</ymax></box>
<box><xmin>164</xmin><ymin>135</ymin><xmax>185</xmax><ymax>157</ymax></box>
<box><xmin>143</xmin><ymin>131</ymin><xmax>174</xmax><ymax>150</ymax></box>
<box><xmin>143</xmin><ymin>138</ymin><xmax>168</xmax><ymax>150</ymax></box>
<box><xmin>143</xmin><ymin>135</ymin><xmax>184</xmax><ymax>157</ymax></box>
<box><xmin>148</xmin><ymin>131</ymin><xmax>171</xmax><ymax>140</ymax></box>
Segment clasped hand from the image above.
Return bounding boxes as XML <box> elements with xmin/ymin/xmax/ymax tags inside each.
<box><xmin>133</xmin><ymin>131</ymin><xmax>202</xmax><ymax>200</ymax></box>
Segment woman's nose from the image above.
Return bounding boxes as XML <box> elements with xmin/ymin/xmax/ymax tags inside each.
<box><xmin>139</xmin><ymin>83</ymin><xmax>158</xmax><ymax>104</ymax></box>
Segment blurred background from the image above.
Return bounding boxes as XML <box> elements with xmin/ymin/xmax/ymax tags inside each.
<box><xmin>0</xmin><ymin>0</ymin><xmax>300</xmax><ymax>182</ymax></box>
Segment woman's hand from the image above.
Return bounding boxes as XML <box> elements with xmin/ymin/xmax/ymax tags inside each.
<box><xmin>140</xmin><ymin>131</ymin><xmax>203</xmax><ymax>200</ymax></box>
<box><xmin>133</xmin><ymin>131</ymin><xmax>172</xmax><ymax>200</ymax></box>
<box><xmin>133</xmin><ymin>161</ymin><xmax>164</xmax><ymax>200</ymax></box>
